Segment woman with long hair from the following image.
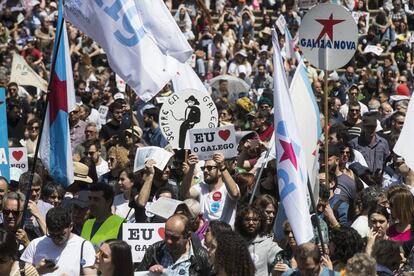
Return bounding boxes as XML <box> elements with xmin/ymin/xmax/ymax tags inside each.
<box><xmin>113</xmin><ymin>167</ymin><xmax>135</xmax><ymax>222</ymax></box>
<box><xmin>95</xmin><ymin>240</ymin><xmax>134</xmax><ymax>276</ymax></box>
<box><xmin>253</xmin><ymin>194</ymin><xmax>277</xmax><ymax>237</ymax></box>
<box><xmin>213</xmin><ymin>231</ymin><xmax>255</xmax><ymax>276</ymax></box>
<box><xmin>387</xmin><ymin>186</ymin><xmax>414</xmax><ymax>242</ymax></box>
<box><xmin>366</xmin><ymin>205</ymin><xmax>390</xmax><ymax>255</ymax></box>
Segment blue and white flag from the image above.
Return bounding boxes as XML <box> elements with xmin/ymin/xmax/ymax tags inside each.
<box><xmin>0</xmin><ymin>88</ymin><xmax>10</xmax><ymax>181</ymax></box>
<box><xmin>289</xmin><ymin>60</ymin><xmax>322</xmax><ymax>198</ymax></box>
<box><xmin>39</xmin><ymin>0</ymin><xmax>75</xmax><ymax>186</ymax></box>
<box><xmin>63</xmin><ymin>0</ymin><xmax>192</xmax><ymax>102</ymax></box>
<box><xmin>272</xmin><ymin>29</ymin><xmax>314</xmax><ymax>245</ymax></box>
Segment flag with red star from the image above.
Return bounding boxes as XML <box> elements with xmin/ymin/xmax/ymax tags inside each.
<box><xmin>39</xmin><ymin>0</ymin><xmax>75</xmax><ymax>187</ymax></box>
<box><xmin>272</xmin><ymin>29</ymin><xmax>314</xmax><ymax>245</ymax></box>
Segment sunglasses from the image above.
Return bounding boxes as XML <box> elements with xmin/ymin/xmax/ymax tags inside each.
<box><xmin>3</xmin><ymin>209</ymin><xmax>21</xmax><ymax>217</ymax></box>
<box><xmin>30</xmin><ymin>126</ymin><xmax>39</xmax><ymax>130</ymax></box>
<box><xmin>201</xmin><ymin>166</ymin><xmax>218</xmax><ymax>171</ymax></box>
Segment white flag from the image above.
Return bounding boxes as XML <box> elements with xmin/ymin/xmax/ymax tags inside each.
<box><xmin>273</xmin><ymin>29</ymin><xmax>314</xmax><ymax>245</ymax></box>
<box><xmin>394</xmin><ymin>98</ymin><xmax>414</xmax><ymax>170</ymax></box>
<box><xmin>10</xmin><ymin>53</ymin><xmax>48</xmax><ymax>91</ymax></box>
<box><xmin>63</xmin><ymin>0</ymin><xmax>192</xmax><ymax>102</ymax></box>
<box><xmin>171</xmin><ymin>62</ymin><xmax>208</xmax><ymax>94</ymax></box>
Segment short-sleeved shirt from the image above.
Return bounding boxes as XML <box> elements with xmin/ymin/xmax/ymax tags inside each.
<box><xmin>21</xmin><ymin>234</ymin><xmax>96</xmax><ymax>276</ymax></box>
<box><xmin>349</xmin><ymin>135</ymin><xmax>390</xmax><ymax>173</ymax></box>
<box><xmin>192</xmin><ymin>182</ymin><xmax>238</xmax><ymax>226</ymax></box>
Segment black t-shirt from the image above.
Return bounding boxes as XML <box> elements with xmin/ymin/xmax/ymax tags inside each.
<box><xmin>99</xmin><ymin>120</ymin><xmax>128</xmax><ymax>142</ymax></box>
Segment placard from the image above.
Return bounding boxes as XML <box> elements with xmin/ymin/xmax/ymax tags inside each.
<box><xmin>9</xmin><ymin>147</ymin><xmax>28</xmax><ymax>172</ymax></box>
<box><xmin>276</xmin><ymin>15</ymin><xmax>287</xmax><ymax>35</ymax></box>
<box><xmin>133</xmin><ymin>146</ymin><xmax>174</xmax><ymax>172</ymax></box>
<box><xmin>0</xmin><ymin>88</ymin><xmax>9</xmax><ymax>181</ymax></box>
<box><xmin>123</xmin><ymin>223</ymin><xmax>165</xmax><ymax>263</ymax></box>
<box><xmin>189</xmin><ymin>125</ymin><xmax>237</xmax><ymax>160</ymax></box>
<box><xmin>363</xmin><ymin>45</ymin><xmax>383</xmax><ymax>56</ymax></box>
<box><xmin>159</xmin><ymin>89</ymin><xmax>218</xmax><ymax>149</ymax></box>
<box><xmin>98</xmin><ymin>105</ymin><xmax>109</xmax><ymax>126</ymax></box>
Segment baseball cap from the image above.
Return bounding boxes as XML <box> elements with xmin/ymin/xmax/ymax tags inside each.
<box><xmin>72</xmin><ymin>191</ymin><xmax>90</xmax><ymax>208</ymax></box>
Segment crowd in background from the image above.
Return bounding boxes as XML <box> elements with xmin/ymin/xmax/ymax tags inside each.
<box><xmin>1</xmin><ymin>0</ymin><xmax>414</xmax><ymax>275</ymax></box>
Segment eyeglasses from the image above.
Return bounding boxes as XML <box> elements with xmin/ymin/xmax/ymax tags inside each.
<box><xmin>201</xmin><ymin>166</ymin><xmax>218</xmax><ymax>171</ymax></box>
<box><xmin>3</xmin><ymin>209</ymin><xmax>21</xmax><ymax>217</ymax></box>
<box><xmin>47</xmin><ymin>228</ymin><xmax>68</xmax><ymax>239</ymax></box>
<box><xmin>243</xmin><ymin>217</ymin><xmax>259</xmax><ymax>223</ymax></box>
<box><xmin>340</xmin><ymin>150</ymin><xmax>351</xmax><ymax>155</ymax></box>
<box><xmin>87</xmin><ymin>151</ymin><xmax>96</xmax><ymax>156</ymax></box>
<box><xmin>349</xmin><ymin>109</ymin><xmax>360</xmax><ymax>113</ymax></box>
<box><xmin>398</xmin><ymin>80</ymin><xmax>406</xmax><ymax>83</ymax></box>
<box><xmin>30</xmin><ymin>126</ymin><xmax>39</xmax><ymax>130</ymax></box>
<box><xmin>85</xmin><ymin>130</ymin><xmax>96</xmax><ymax>134</ymax></box>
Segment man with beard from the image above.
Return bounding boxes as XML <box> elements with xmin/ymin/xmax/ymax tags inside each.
<box><xmin>21</xmin><ymin>207</ymin><xmax>96</xmax><ymax>275</ymax></box>
<box><xmin>6</xmin><ymin>100</ymin><xmax>26</xmax><ymax>141</ymax></box>
<box><xmin>235</xmin><ymin>205</ymin><xmax>282</xmax><ymax>275</ymax></box>
<box><xmin>378</xmin><ymin>111</ymin><xmax>405</xmax><ymax>150</ymax></box>
<box><xmin>142</xmin><ymin>106</ymin><xmax>168</xmax><ymax>148</ymax></box>
<box><xmin>99</xmin><ymin>101</ymin><xmax>128</xmax><ymax>148</ymax></box>
<box><xmin>137</xmin><ymin>214</ymin><xmax>211</xmax><ymax>275</ymax></box>
<box><xmin>180</xmin><ymin>152</ymin><xmax>240</xmax><ymax>226</ymax></box>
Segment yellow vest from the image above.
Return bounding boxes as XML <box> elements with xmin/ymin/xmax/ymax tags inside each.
<box><xmin>81</xmin><ymin>215</ymin><xmax>124</xmax><ymax>246</ymax></box>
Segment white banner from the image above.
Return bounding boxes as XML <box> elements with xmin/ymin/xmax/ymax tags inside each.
<box><xmin>123</xmin><ymin>223</ymin><xmax>165</xmax><ymax>263</ymax></box>
<box><xmin>9</xmin><ymin>147</ymin><xmax>28</xmax><ymax>172</ymax></box>
<box><xmin>10</xmin><ymin>53</ymin><xmax>48</xmax><ymax>91</ymax></box>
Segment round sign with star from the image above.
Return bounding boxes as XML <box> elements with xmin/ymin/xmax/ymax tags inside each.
<box><xmin>298</xmin><ymin>3</ymin><xmax>358</xmax><ymax>71</ymax></box>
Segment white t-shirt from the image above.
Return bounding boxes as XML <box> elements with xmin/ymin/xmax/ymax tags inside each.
<box><xmin>96</xmin><ymin>158</ymin><xmax>109</xmax><ymax>178</ymax></box>
<box><xmin>21</xmin><ymin>234</ymin><xmax>96</xmax><ymax>276</ymax></box>
<box><xmin>193</xmin><ymin>182</ymin><xmax>237</xmax><ymax>226</ymax></box>
<box><xmin>113</xmin><ymin>193</ymin><xmax>135</xmax><ymax>222</ymax></box>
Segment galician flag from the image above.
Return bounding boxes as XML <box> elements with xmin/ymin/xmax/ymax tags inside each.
<box><xmin>394</xmin><ymin>97</ymin><xmax>414</xmax><ymax>170</ymax></box>
<box><xmin>39</xmin><ymin>0</ymin><xmax>75</xmax><ymax>186</ymax></box>
<box><xmin>272</xmin><ymin>29</ymin><xmax>314</xmax><ymax>245</ymax></box>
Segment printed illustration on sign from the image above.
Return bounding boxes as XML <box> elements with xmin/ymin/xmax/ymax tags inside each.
<box><xmin>9</xmin><ymin>147</ymin><xmax>28</xmax><ymax>172</ymax></box>
<box><xmin>159</xmin><ymin>89</ymin><xmax>218</xmax><ymax>149</ymax></box>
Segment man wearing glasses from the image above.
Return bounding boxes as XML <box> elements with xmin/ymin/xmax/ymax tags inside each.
<box><xmin>21</xmin><ymin>207</ymin><xmax>96</xmax><ymax>275</ymax></box>
<box><xmin>180</xmin><ymin>152</ymin><xmax>240</xmax><ymax>226</ymax></box>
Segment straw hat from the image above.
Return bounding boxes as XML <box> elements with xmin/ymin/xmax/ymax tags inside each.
<box><xmin>125</xmin><ymin>126</ymin><xmax>143</xmax><ymax>139</ymax></box>
<box><xmin>73</xmin><ymin>162</ymin><xmax>93</xmax><ymax>184</ymax></box>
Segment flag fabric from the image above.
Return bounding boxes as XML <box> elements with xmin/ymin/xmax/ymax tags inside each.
<box><xmin>272</xmin><ymin>29</ymin><xmax>314</xmax><ymax>245</ymax></box>
<box><xmin>10</xmin><ymin>53</ymin><xmax>48</xmax><ymax>92</ymax></box>
<box><xmin>171</xmin><ymin>62</ymin><xmax>208</xmax><ymax>94</ymax></box>
<box><xmin>39</xmin><ymin>0</ymin><xmax>75</xmax><ymax>187</ymax></box>
<box><xmin>0</xmin><ymin>88</ymin><xmax>10</xmax><ymax>181</ymax></box>
<box><xmin>394</xmin><ymin>97</ymin><xmax>414</xmax><ymax>170</ymax></box>
<box><xmin>63</xmin><ymin>0</ymin><xmax>192</xmax><ymax>102</ymax></box>
<box><xmin>284</xmin><ymin>27</ymin><xmax>296</xmax><ymax>60</ymax></box>
<box><xmin>289</xmin><ymin>60</ymin><xmax>322</xmax><ymax>200</ymax></box>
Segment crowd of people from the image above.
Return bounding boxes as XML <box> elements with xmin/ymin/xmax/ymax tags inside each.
<box><xmin>1</xmin><ymin>0</ymin><xmax>414</xmax><ymax>275</ymax></box>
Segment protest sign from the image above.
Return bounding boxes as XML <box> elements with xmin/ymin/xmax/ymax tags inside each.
<box><xmin>145</xmin><ymin>197</ymin><xmax>185</xmax><ymax>220</ymax></box>
<box><xmin>98</xmin><ymin>105</ymin><xmax>108</xmax><ymax>126</ymax></box>
<box><xmin>159</xmin><ymin>89</ymin><xmax>218</xmax><ymax>149</ymax></box>
<box><xmin>10</xmin><ymin>53</ymin><xmax>48</xmax><ymax>91</ymax></box>
<box><xmin>298</xmin><ymin>3</ymin><xmax>358</xmax><ymax>70</ymax></box>
<box><xmin>133</xmin><ymin>146</ymin><xmax>174</xmax><ymax>172</ymax></box>
<box><xmin>363</xmin><ymin>45</ymin><xmax>384</xmax><ymax>56</ymax></box>
<box><xmin>123</xmin><ymin>223</ymin><xmax>165</xmax><ymax>263</ymax></box>
<box><xmin>189</xmin><ymin>125</ymin><xmax>237</xmax><ymax>160</ymax></box>
<box><xmin>9</xmin><ymin>147</ymin><xmax>28</xmax><ymax>172</ymax></box>
<box><xmin>276</xmin><ymin>15</ymin><xmax>287</xmax><ymax>35</ymax></box>
<box><xmin>0</xmin><ymin>88</ymin><xmax>9</xmax><ymax>180</ymax></box>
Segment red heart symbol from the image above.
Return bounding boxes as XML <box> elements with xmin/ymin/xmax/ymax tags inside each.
<box><xmin>12</xmin><ymin>151</ymin><xmax>23</xmax><ymax>161</ymax></box>
<box><xmin>158</xmin><ymin>227</ymin><xmax>165</xmax><ymax>239</ymax></box>
<box><xmin>218</xmin><ymin>130</ymin><xmax>230</xmax><ymax>141</ymax></box>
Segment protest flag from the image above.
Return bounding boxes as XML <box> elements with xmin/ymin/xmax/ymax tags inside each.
<box><xmin>10</xmin><ymin>53</ymin><xmax>48</xmax><ymax>92</ymax></box>
<box><xmin>272</xmin><ymin>29</ymin><xmax>314</xmax><ymax>245</ymax></box>
<box><xmin>394</xmin><ymin>98</ymin><xmax>414</xmax><ymax>170</ymax></box>
<box><xmin>289</xmin><ymin>60</ymin><xmax>322</xmax><ymax>199</ymax></box>
<box><xmin>171</xmin><ymin>62</ymin><xmax>208</xmax><ymax>94</ymax></box>
<box><xmin>63</xmin><ymin>0</ymin><xmax>192</xmax><ymax>102</ymax></box>
<box><xmin>39</xmin><ymin>0</ymin><xmax>75</xmax><ymax>187</ymax></box>
<box><xmin>284</xmin><ymin>27</ymin><xmax>296</xmax><ymax>60</ymax></box>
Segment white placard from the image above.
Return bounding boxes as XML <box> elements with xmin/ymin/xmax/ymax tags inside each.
<box><xmin>9</xmin><ymin>147</ymin><xmax>28</xmax><ymax>172</ymax></box>
<box><xmin>189</xmin><ymin>125</ymin><xmax>237</xmax><ymax>161</ymax></box>
<box><xmin>133</xmin><ymin>146</ymin><xmax>174</xmax><ymax>172</ymax></box>
<box><xmin>159</xmin><ymin>89</ymin><xmax>218</xmax><ymax>149</ymax></box>
<box><xmin>363</xmin><ymin>45</ymin><xmax>384</xmax><ymax>56</ymax></box>
<box><xmin>123</xmin><ymin>223</ymin><xmax>164</xmax><ymax>263</ymax></box>
<box><xmin>98</xmin><ymin>105</ymin><xmax>109</xmax><ymax>126</ymax></box>
<box><xmin>298</xmin><ymin>3</ymin><xmax>358</xmax><ymax>70</ymax></box>
<box><xmin>276</xmin><ymin>15</ymin><xmax>287</xmax><ymax>35</ymax></box>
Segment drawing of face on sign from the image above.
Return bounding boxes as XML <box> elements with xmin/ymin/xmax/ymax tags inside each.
<box><xmin>159</xmin><ymin>89</ymin><xmax>218</xmax><ymax>149</ymax></box>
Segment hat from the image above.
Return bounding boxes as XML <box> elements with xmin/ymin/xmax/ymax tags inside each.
<box><xmin>258</xmin><ymin>97</ymin><xmax>273</xmax><ymax>108</ymax></box>
<box><xmin>396</xmin><ymin>84</ymin><xmax>410</xmax><ymax>97</ymax></box>
<box><xmin>72</xmin><ymin>191</ymin><xmax>90</xmax><ymax>208</ymax></box>
<box><xmin>183</xmin><ymin>198</ymin><xmax>201</xmax><ymax>219</ymax></box>
<box><xmin>348</xmin><ymin>84</ymin><xmax>360</xmax><ymax>93</ymax></box>
<box><xmin>125</xmin><ymin>126</ymin><xmax>143</xmax><ymax>139</ymax></box>
<box><xmin>237</xmin><ymin>97</ymin><xmax>254</xmax><ymax>112</ymax></box>
<box><xmin>113</xmin><ymin>92</ymin><xmax>125</xmax><ymax>100</ymax></box>
<box><xmin>185</xmin><ymin>95</ymin><xmax>200</xmax><ymax>105</ymax></box>
<box><xmin>73</xmin><ymin>162</ymin><xmax>93</xmax><ymax>184</ymax></box>
<box><xmin>362</xmin><ymin>116</ymin><xmax>377</xmax><ymax>127</ymax></box>
<box><xmin>259</xmin><ymin>45</ymin><xmax>268</xmax><ymax>54</ymax></box>
<box><xmin>236</xmin><ymin>49</ymin><xmax>248</xmax><ymax>58</ymax></box>
<box><xmin>49</xmin><ymin>1</ymin><xmax>57</xmax><ymax>9</ymax></box>
<box><xmin>238</xmin><ymin>65</ymin><xmax>247</xmax><ymax>75</ymax></box>
<box><xmin>259</xmin><ymin>27</ymin><xmax>272</xmax><ymax>37</ymax></box>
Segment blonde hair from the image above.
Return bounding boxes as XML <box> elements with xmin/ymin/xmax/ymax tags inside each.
<box><xmin>107</xmin><ymin>146</ymin><xmax>130</xmax><ymax>170</ymax></box>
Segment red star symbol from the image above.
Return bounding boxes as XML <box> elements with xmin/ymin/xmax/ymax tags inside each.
<box><xmin>49</xmin><ymin>72</ymin><xmax>68</xmax><ymax>124</ymax></box>
<box><xmin>315</xmin><ymin>14</ymin><xmax>345</xmax><ymax>42</ymax></box>
<box><xmin>279</xmin><ymin>139</ymin><xmax>297</xmax><ymax>169</ymax></box>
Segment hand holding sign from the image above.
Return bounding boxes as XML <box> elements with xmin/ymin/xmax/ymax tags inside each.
<box><xmin>213</xmin><ymin>153</ymin><xmax>226</xmax><ymax>170</ymax></box>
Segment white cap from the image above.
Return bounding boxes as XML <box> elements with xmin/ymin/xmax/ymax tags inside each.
<box><xmin>114</xmin><ymin>92</ymin><xmax>125</xmax><ymax>100</ymax></box>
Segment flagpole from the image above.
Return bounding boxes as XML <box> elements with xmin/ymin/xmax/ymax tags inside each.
<box><xmin>19</xmin><ymin>18</ymin><xmax>65</xmax><ymax>229</ymax></box>
<box><xmin>323</xmin><ymin>39</ymin><xmax>330</xmax><ymax>189</ymax></box>
<box><xmin>249</xmin><ymin>140</ymin><xmax>274</xmax><ymax>205</ymax></box>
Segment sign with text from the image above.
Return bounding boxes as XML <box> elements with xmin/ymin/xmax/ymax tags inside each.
<box><xmin>189</xmin><ymin>125</ymin><xmax>237</xmax><ymax>160</ymax></box>
<box><xmin>133</xmin><ymin>146</ymin><xmax>174</xmax><ymax>172</ymax></box>
<box><xmin>98</xmin><ymin>105</ymin><xmax>108</xmax><ymax>126</ymax></box>
<box><xmin>123</xmin><ymin>223</ymin><xmax>164</xmax><ymax>263</ymax></box>
<box><xmin>0</xmin><ymin>88</ymin><xmax>9</xmax><ymax>181</ymax></box>
<box><xmin>9</xmin><ymin>147</ymin><xmax>28</xmax><ymax>172</ymax></box>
